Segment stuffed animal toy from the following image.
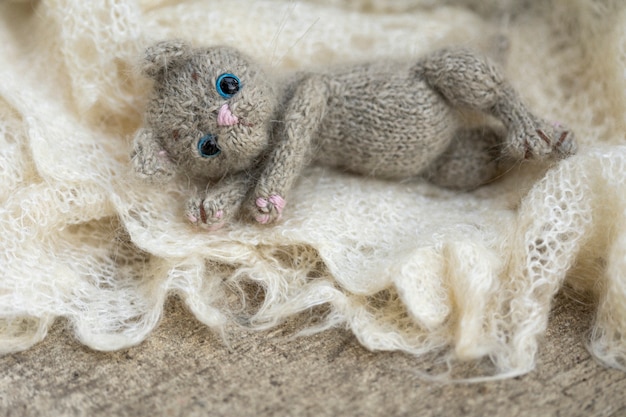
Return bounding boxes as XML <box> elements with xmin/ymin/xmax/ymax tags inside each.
<box><xmin>131</xmin><ymin>40</ymin><xmax>576</xmax><ymax>230</ymax></box>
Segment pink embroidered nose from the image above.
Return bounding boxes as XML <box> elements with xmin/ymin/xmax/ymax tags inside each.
<box><xmin>217</xmin><ymin>103</ymin><xmax>239</xmax><ymax>126</ymax></box>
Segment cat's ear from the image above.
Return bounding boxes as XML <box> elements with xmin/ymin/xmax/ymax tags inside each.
<box><xmin>141</xmin><ymin>40</ymin><xmax>192</xmax><ymax>78</ymax></box>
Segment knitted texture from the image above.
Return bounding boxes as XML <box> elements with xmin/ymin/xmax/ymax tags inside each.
<box><xmin>1</xmin><ymin>0</ymin><xmax>625</xmax><ymax>379</ymax></box>
<box><xmin>134</xmin><ymin>44</ymin><xmax>575</xmax><ymax>227</ymax></box>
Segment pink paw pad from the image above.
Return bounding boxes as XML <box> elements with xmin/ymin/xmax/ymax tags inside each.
<box><xmin>254</xmin><ymin>194</ymin><xmax>286</xmax><ymax>224</ymax></box>
<box><xmin>255</xmin><ymin>213</ymin><xmax>271</xmax><ymax>224</ymax></box>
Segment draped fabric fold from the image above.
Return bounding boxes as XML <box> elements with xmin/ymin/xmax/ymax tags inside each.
<box><xmin>1</xmin><ymin>0</ymin><xmax>624</xmax><ymax>378</ymax></box>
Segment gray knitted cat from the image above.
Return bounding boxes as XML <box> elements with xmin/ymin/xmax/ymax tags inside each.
<box><xmin>131</xmin><ymin>40</ymin><xmax>576</xmax><ymax>229</ymax></box>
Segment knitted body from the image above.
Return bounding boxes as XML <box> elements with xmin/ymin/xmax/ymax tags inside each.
<box><xmin>132</xmin><ymin>41</ymin><xmax>576</xmax><ymax>229</ymax></box>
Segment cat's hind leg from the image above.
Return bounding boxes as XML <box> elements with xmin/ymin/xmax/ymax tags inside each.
<box><xmin>415</xmin><ymin>48</ymin><xmax>576</xmax><ymax>161</ymax></box>
<box><xmin>422</xmin><ymin>126</ymin><xmax>511</xmax><ymax>190</ymax></box>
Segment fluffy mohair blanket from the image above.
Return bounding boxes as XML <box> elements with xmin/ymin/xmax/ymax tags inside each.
<box><xmin>1</xmin><ymin>0</ymin><xmax>625</xmax><ymax>379</ymax></box>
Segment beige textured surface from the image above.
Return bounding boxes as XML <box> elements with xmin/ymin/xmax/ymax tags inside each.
<box><xmin>2</xmin><ymin>1</ymin><xmax>626</xmax><ymax>408</ymax></box>
<box><xmin>1</xmin><ymin>293</ymin><xmax>625</xmax><ymax>417</ymax></box>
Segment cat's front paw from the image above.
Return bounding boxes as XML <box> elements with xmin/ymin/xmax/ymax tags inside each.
<box><xmin>250</xmin><ymin>194</ymin><xmax>286</xmax><ymax>225</ymax></box>
<box><xmin>186</xmin><ymin>197</ymin><xmax>228</xmax><ymax>231</ymax></box>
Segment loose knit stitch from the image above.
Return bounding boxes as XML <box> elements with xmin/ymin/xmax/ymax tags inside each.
<box><xmin>1</xmin><ymin>0</ymin><xmax>625</xmax><ymax>380</ymax></box>
<box><xmin>132</xmin><ymin>43</ymin><xmax>575</xmax><ymax>229</ymax></box>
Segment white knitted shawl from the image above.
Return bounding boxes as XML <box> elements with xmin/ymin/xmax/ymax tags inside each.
<box><xmin>1</xmin><ymin>0</ymin><xmax>625</xmax><ymax>379</ymax></box>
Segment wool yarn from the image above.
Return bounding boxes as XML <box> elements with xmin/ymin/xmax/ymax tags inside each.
<box><xmin>1</xmin><ymin>0</ymin><xmax>625</xmax><ymax>379</ymax></box>
<box><xmin>133</xmin><ymin>43</ymin><xmax>575</xmax><ymax>228</ymax></box>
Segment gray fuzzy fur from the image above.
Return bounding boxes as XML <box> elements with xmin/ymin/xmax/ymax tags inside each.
<box><xmin>131</xmin><ymin>40</ymin><xmax>576</xmax><ymax>229</ymax></box>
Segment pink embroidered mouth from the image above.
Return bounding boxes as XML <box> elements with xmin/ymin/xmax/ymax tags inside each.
<box><xmin>217</xmin><ymin>103</ymin><xmax>239</xmax><ymax>127</ymax></box>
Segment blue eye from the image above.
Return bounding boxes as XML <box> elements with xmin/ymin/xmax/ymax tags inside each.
<box><xmin>197</xmin><ymin>134</ymin><xmax>221</xmax><ymax>158</ymax></box>
<box><xmin>216</xmin><ymin>73</ymin><xmax>240</xmax><ymax>98</ymax></box>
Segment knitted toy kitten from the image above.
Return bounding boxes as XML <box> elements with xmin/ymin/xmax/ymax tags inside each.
<box><xmin>131</xmin><ymin>40</ymin><xmax>576</xmax><ymax>230</ymax></box>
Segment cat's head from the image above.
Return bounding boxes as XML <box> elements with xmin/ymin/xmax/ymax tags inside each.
<box><xmin>141</xmin><ymin>40</ymin><xmax>276</xmax><ymax>181</ymax></box>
